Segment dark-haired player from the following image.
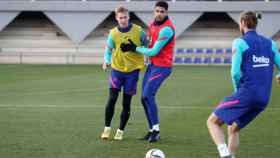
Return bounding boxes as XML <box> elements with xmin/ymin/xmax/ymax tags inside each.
<box><xmin>120</xmin><ymin>0</ymin><xmax>175</xmax><ymax>142</ymax></box>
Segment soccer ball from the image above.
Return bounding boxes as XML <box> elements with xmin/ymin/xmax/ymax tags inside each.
<box><xmin>145</xmin><ymin>148</ymin><xmax>165</xmax><ymax>158</ymax></box>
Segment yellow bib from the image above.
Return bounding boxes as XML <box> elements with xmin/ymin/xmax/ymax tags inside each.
<box><xmin>110</xmin><ymin>24</ymin><xmax>144</xmax><ymax>72</ymax></box>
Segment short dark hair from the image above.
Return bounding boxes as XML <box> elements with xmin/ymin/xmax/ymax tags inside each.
<box><xmin>155</xmin><ymin>1</ymin><xmax>168</xmax><ymax>11</ymax></box>
<box><xmin>240</xmin><ymin>11</ymin><xmax>262</xmax><ymax>29</ymax></box>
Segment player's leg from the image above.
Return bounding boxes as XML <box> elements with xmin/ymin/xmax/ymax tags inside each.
<box><xmin>142</xmin><ymin>65</ymin><xmax>172</xmax><ymax>142</ymax></box>
<box><xmin>227</xmin><ymin>123</ymin><xmax>239</xmax><ymax>158</ymax></box>
<box><xmin>114</xmin><ymin>93</ymin><xmax>132</xmax><ymax>140</ymax></box>
<box><xmin>207</xmin><ymin>96</ymin><xmax>246</xmax><ymax>158</ymax></box>
<box><xmin>114</xmin><ymin>69</ymin><xmax>139</xmax><ymax>140</ymax></box>
<box><xmin>207</xmin><ymin>113</ymin><xmax>226</xmax><ymax>145</ymax></box>
<box><xmin>101</xmin><ymin>70</ymin><xmax>122</xmax><ymax>139</ymax></box>
<box><xmin>102</xmin><ymin>88</ymin><xmax>119</xmax><ymax>139</ymax></box>
<box><xmin>207</xmin><ymin>113</ymin><xmax>231</xmax><ymax>158</ymax></box>
<box><xmin>140</xmin><ymin>65</ymin><xmax>153</xmax><ymax>140</ymax></box>
<box><xmin>227</xmin><ymin>107</ymin><xmax>264</xmax><ymax>157</ymax></box>
<box><xmin>119</xmin><ymin>93</ymin><xmax>132</xmax><ymax>131</ymax></box>
<box><xmin>105</xmin><ymin>88</ymin><xmax>120</xmax><ymax>127</ymax></box>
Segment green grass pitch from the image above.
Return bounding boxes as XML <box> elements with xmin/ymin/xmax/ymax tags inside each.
<box><xmin>0</xmin><ymin>64</ymin><xmax>280</xmax><ymax>158</ymax></box>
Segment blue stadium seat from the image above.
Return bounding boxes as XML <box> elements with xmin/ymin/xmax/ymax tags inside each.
<box><xmin>203</xmin><ymin>57</ymin><xmax>212</xmax><ymax>64</ymax></box>
<box><xmin>215</xmin><ymin>48</ymin><xmax>224</xmax><ymax>54</ymax></box>
<box><xmin>176</xmin><ymin>48</ymin><xmax>184</xmax><ymax>54</ymax></box>
<box><xmin>194</xmin><ymin>57</ymin><xmax>202</xmax><ymax>64</ymax></box>
<box><xmin>195</xmin><ymin>48</ymin><xmax>203</xmax><ymax>54</ymax></box>
<box><xmin>226</xmin><ymin>48</ymin><xmax>232</xmax><ymax>54</ymax></box>
<box><xmin>206</xmin><ymin>48</ymin><xmax>213</xmax><ymax>54</ymax></box>
<box><xmin>213</xmin><ymin>58</ymin><xmax>222</xmax><ymax>64</ymax></box>
<box><xmin>224</xmin><ymin>58</ymin><xmax>231</xmax><ymax>64</ymax></box>
<box><xmin>186</xmin><ymin>48</ymin><xmax>193</xmax><ymax>54</ymax></box>
<box><xmin>174</xmin><ymin>57</ymin><xmax>183</xmax><ymax>64</ymax></box>
<box><xmin>184</xmin><ymin>57</ymin><xmax>192</xmax><ymax>63</ymax></box>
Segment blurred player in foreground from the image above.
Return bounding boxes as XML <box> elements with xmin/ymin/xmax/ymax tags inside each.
<box><xmin>207</xmin><ymin>11</ymin><xmax>280</xmax><ymax>158</ymax></box>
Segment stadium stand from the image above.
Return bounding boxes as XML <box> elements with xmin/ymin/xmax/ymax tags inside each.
<box><xmin>0</xmin><ymin>11</ymin><xmax>112</xmax><ymax>64</ymax></box>
<box><xmin>0</xmin><ymin>0</ymin><xmax>279</xmax><ymax>64</ymax></box>
<box><xmin>174</xmin><ymin>12</ymin><xmax>239</xmax><ymax>65</ymax></box>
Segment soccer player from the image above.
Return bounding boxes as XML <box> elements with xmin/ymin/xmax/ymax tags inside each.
<box><xmin>206</xmin><ymin>11</ymin><xmax>280</xmax><ymax>158</ymax></box>
<box><xmin>101</xmin><ymin>6</ymin><xmax>147</xmax><ymax>141</ymax></box>
<box><xmin>120</xmin><ymin>1</ymin><xmax>175</xmax><ymax>142</ymax></box>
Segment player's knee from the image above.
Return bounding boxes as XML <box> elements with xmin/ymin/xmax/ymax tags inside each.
<box><xmin>121</xmin><ymin>108</ymin><xmax>130</xmax><ymax>117</ymax></box>
<box><xmin>109</xmin><ymin>88</ymin><xmax>119</xmax><ymax>100</ymax></box>
<box><xmin>108</xmin><ymin>94</ymin><xmax>118</xmax><ymax>102</ymax></box>
<box><xmin>122</xmin><ymin>103</ymin><xmax>131</xmax><ymax>112</ymax></box>
<box><xmin>106</xmin><ymin>96</ymin><xmax>117</xmax><ymax>109</ymax></box>
<box><xmin>206</xmin><ymin>115</ymin><xmax>213</xmax><ymax>127</ymax></box>
<box><xmin>207</xmin><ymin>114</ymin><xmax>223</xmax><ymax>127</ymax></box>
<box><xmin>141</xmin><ymin>95</ymin><xmax>149</xmax><ymax>103</ymax></box>
<box><xmin>229</xmin><ymin>122</ymin><xmax>240</xmax><ymax>133</ymax></box>
<box><xmin>206</xmin><ymin>116</ymin><xmax>213</xmax><ymax>127</ymax></box>
<box><xmin>108</xmin><ymin>98</ymin><xmax>117</xmax><ymax>106</ymax></box>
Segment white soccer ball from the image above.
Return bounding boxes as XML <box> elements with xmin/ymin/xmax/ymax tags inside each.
<box><xmin>145</xmin><ymin>148</ymin><xmax>165</xmax><ymax>158</ymax></box>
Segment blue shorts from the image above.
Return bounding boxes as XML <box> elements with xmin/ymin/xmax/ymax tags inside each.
<box><xmin>214</xmin><ymin>91</ymin><xmax>265</xmax><ymax>129</ymax></box>
<box><xmin>109</xmin><ymin>69</ymin><xmax>139</xmax><ymax>95</ymax></box>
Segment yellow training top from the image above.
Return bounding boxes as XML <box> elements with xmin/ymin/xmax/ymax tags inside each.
<box><xmin>110</xmin><ymin>24</ymin><xmax>144</xmax><ymax>72</ymax></box>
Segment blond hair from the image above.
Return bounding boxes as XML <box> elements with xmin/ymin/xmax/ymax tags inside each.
<box><xmin>115</xmin><ymin>6</ymin><xmax>129</xmax><ymax>15</ymax></box>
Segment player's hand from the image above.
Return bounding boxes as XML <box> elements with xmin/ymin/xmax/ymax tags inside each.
<box><xmin>276</xmin><ymin>75</ymin><xmax>280</xmax><ymax>84</ymax></box>
<box><xmin>120</xmin><ymin>43</ymin><xmax>130</xmax><ymax>52</ymax></box>
<box><xmin>102</xmin><ymin>62</ymin><xmax>110</xmax><ymax>70</ymax></box>
<box><xmin>120</xmin><ymin>39</ymin><xmax>137</xmax><ymax>52</ymax></box>
<box><xmin>127</xmin><ymin>39</ymin><xmax>137</xmax><ymax>52</ymax></box>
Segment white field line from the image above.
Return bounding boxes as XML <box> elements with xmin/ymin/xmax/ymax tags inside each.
<box><xmin>0</xmin><ymin>104</ymin><xmax>279</xmax><ymax>111</ymax></box>
<box><xmin>0</xmin><ymin>86</ymin><xmax>107</xmax><ymax>97</ymax></box>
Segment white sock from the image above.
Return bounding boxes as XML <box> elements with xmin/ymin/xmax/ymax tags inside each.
<box><xmin>217</xmin><ymin>144</ymin><xmax>230</xmax><ymax>157</ymax></box>
<box><xmin>152</xmin><ymin>124</ymin><xmax>160</xmax><ymax>131</ymax></box>
<box><xmin>149</xmin><ymin>129</ymin><xmax>153</xmax><ymax>132</ymax></box>
<box><xmin>104</xmin><ymin>126</ymin><xmax>111</xmax><ymax>131</ymax></box>
<box><xmin>117</xmin><ymin>129</ymin><xmax>123</xmax><ymax>133</ymax></box>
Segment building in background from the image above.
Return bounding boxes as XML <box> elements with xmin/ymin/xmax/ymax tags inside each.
<box><xmin>0</xmin><ymin>0</ymin><xmax>279</xmax><ymax>65</ymax></box>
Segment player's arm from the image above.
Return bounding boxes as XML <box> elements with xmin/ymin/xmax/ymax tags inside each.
<box><xmin>135</xmin><ymin>26</ymin><xmax>174</xmax><ymax>56</ymax></box>
<box><xmin>103</xmin><ymin>32</ymin><xmax>115</xmax><ymax>70</ymax></box>
<box><xmin>231</xmin><ymin>38</ymin><xmax>248</xmax><ymax>92</ymax></box>
<box><xmin>140</xmin><ymin>29</ymin><xmax>149</xmax><ymax>47</ymax></box>
<box><xmin>271</xmin><ymin>41</ymin><xmax>280</xmax><ymax>84</ymax></box>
